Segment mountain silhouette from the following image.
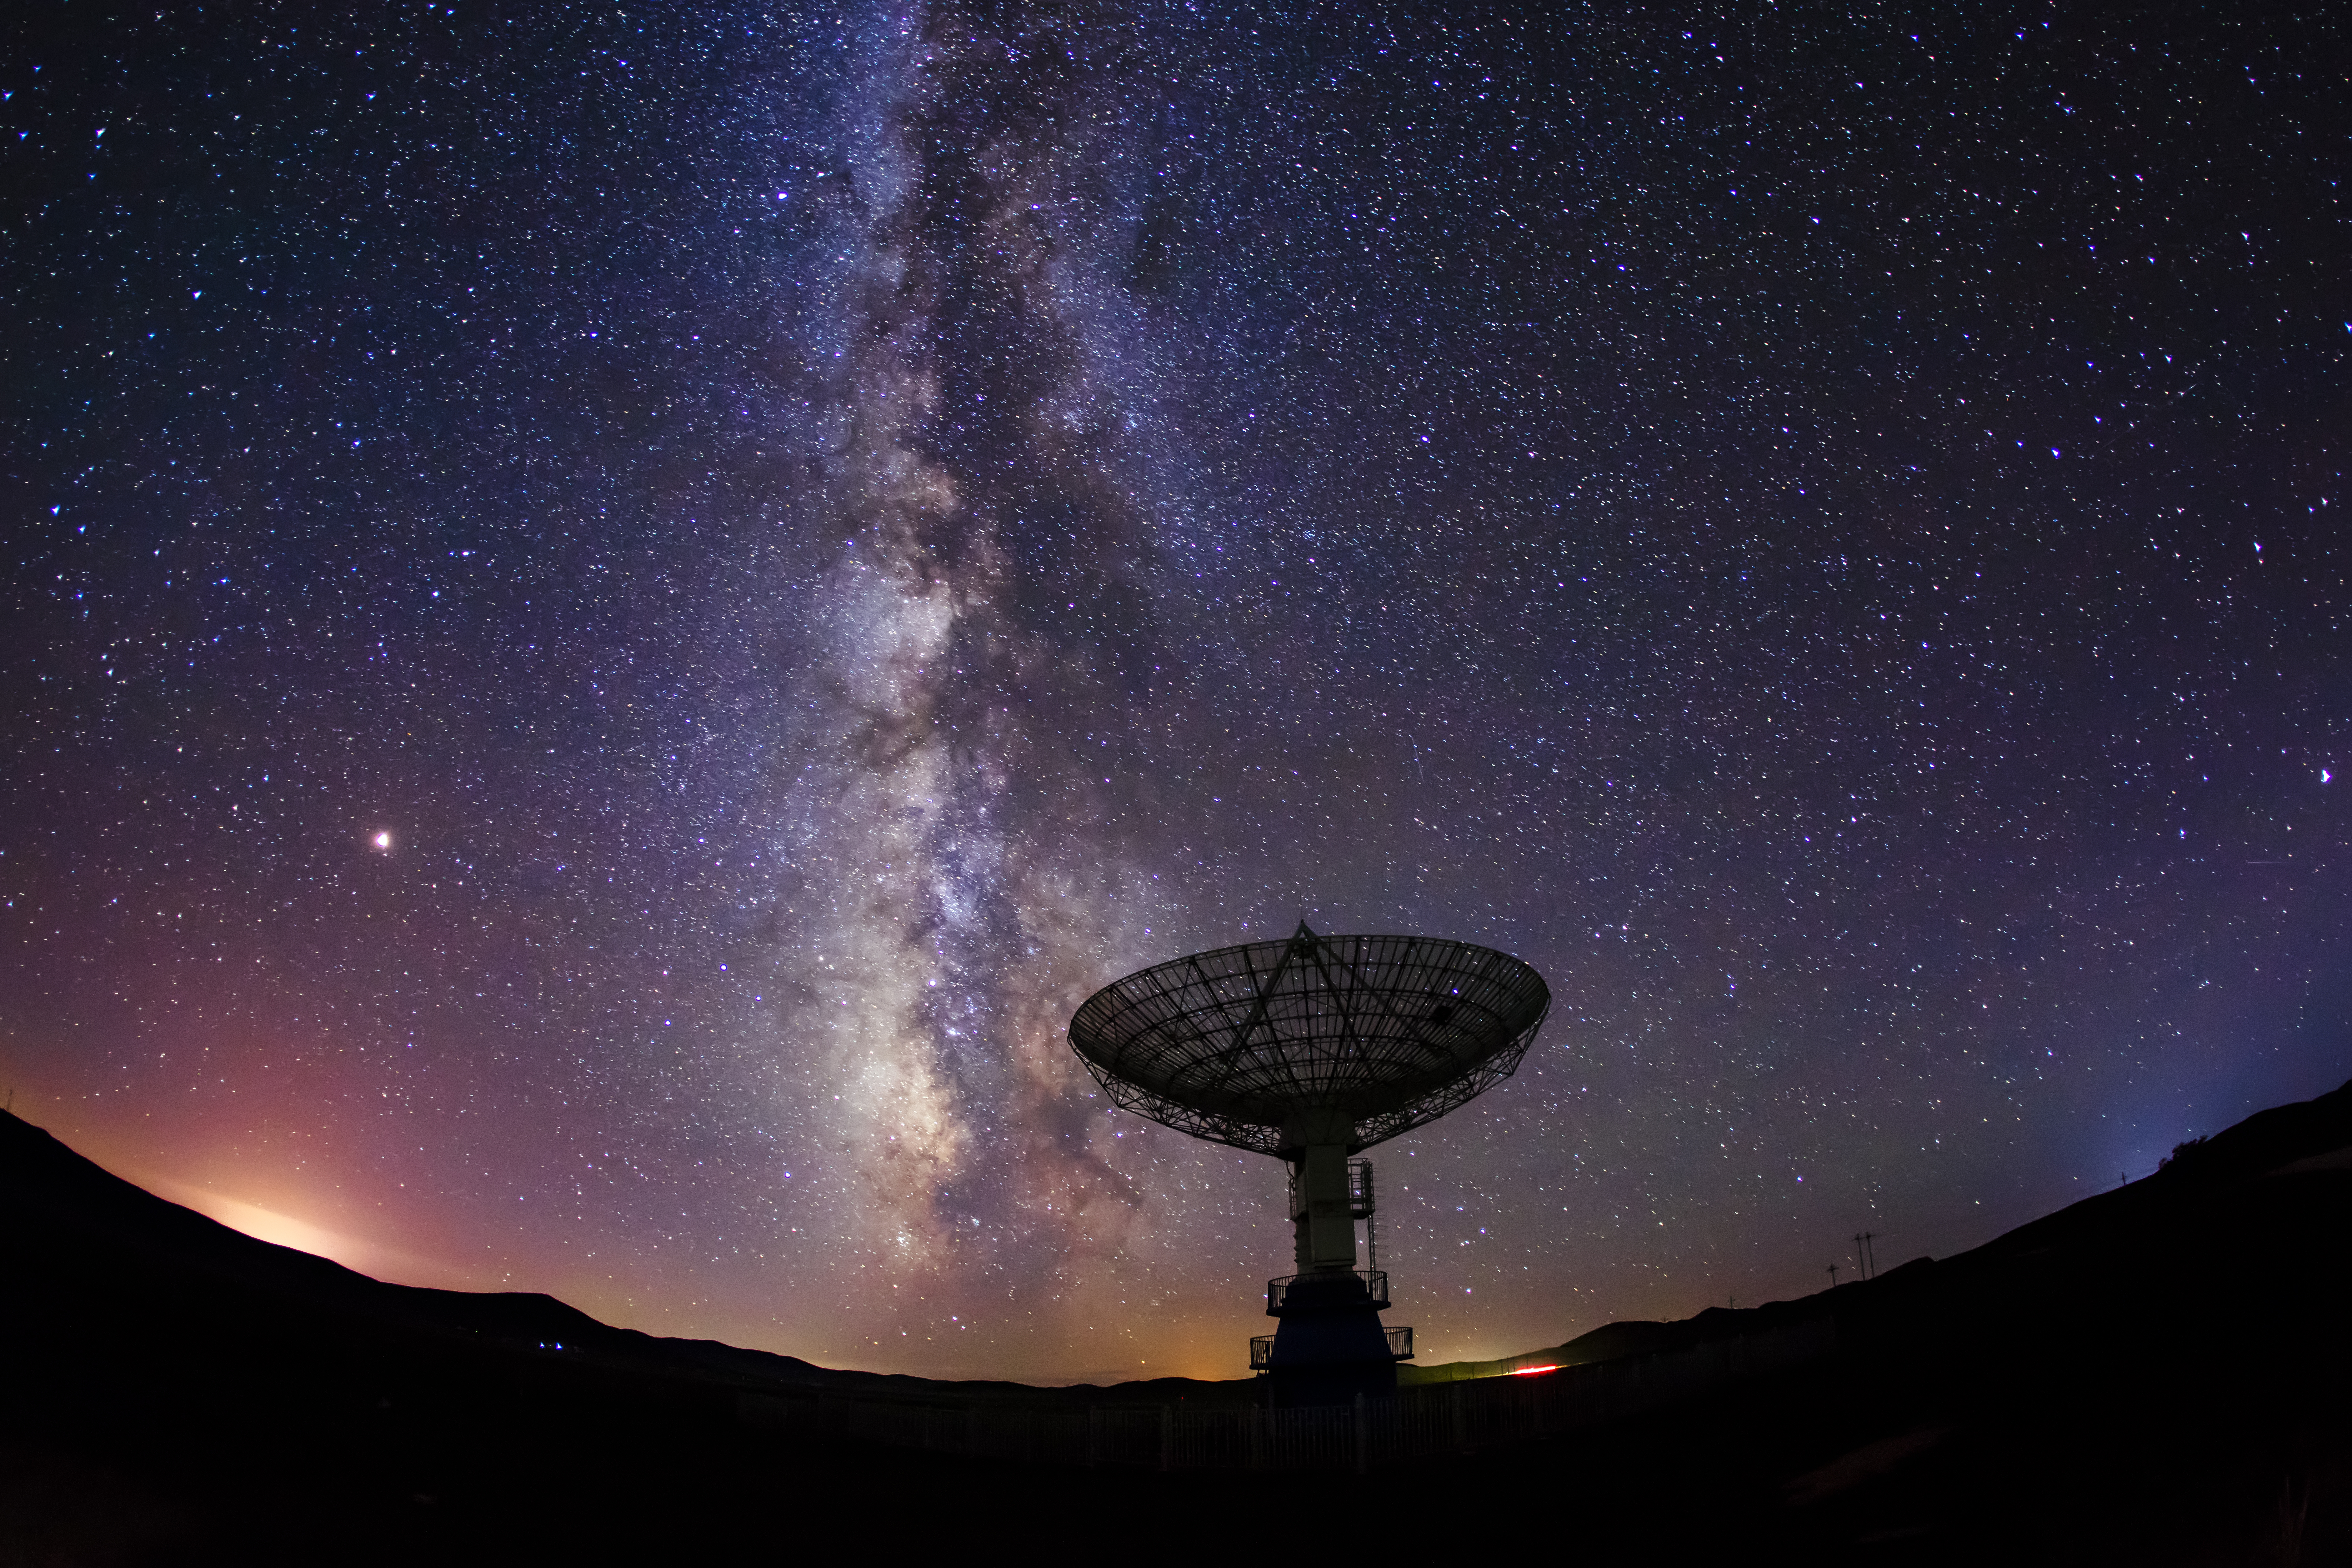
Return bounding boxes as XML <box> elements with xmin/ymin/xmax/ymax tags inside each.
<box><xmin>5</xmin><ymin>1075</ymin><xmax>2349</xmax><ymax>1563</ymax></box>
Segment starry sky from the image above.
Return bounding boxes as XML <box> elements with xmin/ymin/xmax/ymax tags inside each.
<box><xmin>3</xmin><ymin>0</ymin><xmax>2347</xmax><ymax>1383</ymax></box>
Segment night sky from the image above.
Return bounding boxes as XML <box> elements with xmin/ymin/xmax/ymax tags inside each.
<box><xmin>3</xmin><ymin>0</ymin><xmax>2347</xmax><ymax>1383</ymax></box>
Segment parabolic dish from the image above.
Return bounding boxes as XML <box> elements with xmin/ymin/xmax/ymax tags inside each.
<box><xmin>1068</xmin><ymin>924</ymin><xmax>1552</xmax><ymax>1156</ymax></box>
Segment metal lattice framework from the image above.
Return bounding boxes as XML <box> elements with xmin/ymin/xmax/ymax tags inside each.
<box><xmin>1068</xmin><ymin>924</ymin><xmax>1552</xmax><ymax>1156</ymax></box>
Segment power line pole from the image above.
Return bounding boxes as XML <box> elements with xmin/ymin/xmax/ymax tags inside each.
<box><xmin>1852</xmin><ymin>1232</ymin><xmax>1868</xmax><ymax>1281</ymax></box>
<box><xmin>1826</xmin><ymin>1263</ymin><xmax>1839</xmax><ymax>1290</ymax></box>
<box><xmin>1862</xmin><ymin>1231</ymin><xmax>1879</xmax><ymax>1279</ymax></box>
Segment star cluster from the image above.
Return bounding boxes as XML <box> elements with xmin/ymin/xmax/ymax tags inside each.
<box><xmin>2</xmin><ymin>0</ymin><xmax>2345</xmax><ymax>1380</ymax></box>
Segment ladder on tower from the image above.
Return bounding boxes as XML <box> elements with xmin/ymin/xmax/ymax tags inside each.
<box><xmin>1349</xmin><ymin>1158</ymin><xmax>1377</xmax><ymax>1272</ymax></box>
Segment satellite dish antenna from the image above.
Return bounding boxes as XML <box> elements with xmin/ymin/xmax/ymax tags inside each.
<box><xmin>1069</xmin><ymin>922</ymin><xmax>1551</xmax><ymax>1402</ymax></box>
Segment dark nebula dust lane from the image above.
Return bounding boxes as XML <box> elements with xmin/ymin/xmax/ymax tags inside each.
<box><xmin>2</xmin><ymin>0</ymin><xmax>2346</xmax><ymax>1380</ymax></box>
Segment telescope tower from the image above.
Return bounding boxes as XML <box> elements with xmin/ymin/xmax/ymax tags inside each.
<box><xmin>1068</xmin><ymin>922</ymin><xmax>1551</xmax><ymax>1404</ymax></box>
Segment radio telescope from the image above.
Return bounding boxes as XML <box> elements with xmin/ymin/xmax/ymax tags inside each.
<box><xmin>1068</xmin><ymin>922</ymin><xmax>1551</xmax><ymax>1402</ymax></box>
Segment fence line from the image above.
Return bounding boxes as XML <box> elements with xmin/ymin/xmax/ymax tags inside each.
<box><xmin>736</xmin><ymin>1317</ymin><xmax>1836</xmax><ymax>1472</ymax></box>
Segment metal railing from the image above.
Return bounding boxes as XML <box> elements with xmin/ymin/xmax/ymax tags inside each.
<box><xmin>1248</xmin><ymin>1325</ymin><xmax>1410</xmax><ymax>1369</ymax></box>
<box><xmin>1266</xmin><ymin>1269</ymin><xmax>1389</xmax><ymax>1315</ymax></box>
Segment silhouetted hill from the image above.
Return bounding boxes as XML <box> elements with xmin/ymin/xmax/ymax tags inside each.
<box><xmin>0</xmin><ymin>1109</ymin><xmax>1242</xmax><ymax>1405</ymax></box>
<box><xmin>1492</xmin><ymin>1071</ymin><xmax>2352</xmax><ymax>1375</ymax></box>
<box><xmin>0</xmin><ymin>1110</ymin><xmax>828</xmax><ymax>1376</ymax></box>
<box><xmin>1403</xmin><ymin>1074</ymin><xmax>2352</xmax><ymax>1392</ymax></box>
<box><xmin>5</xmin><ymin>1076</ymin><xmax>2350</xmax><ymax>1564</ymax></box>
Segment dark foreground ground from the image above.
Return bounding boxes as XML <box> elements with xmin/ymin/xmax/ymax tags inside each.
<box><xmin>6</xmin><ymin>1077</ymin><xmax>2351</xmax><ymax>1565</ymax></box>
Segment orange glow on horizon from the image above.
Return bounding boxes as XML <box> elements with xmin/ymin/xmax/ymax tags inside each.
<box><xmin>133</xmin><ymin>1172</ymin><xmax>487</xmax><ymax>1294</ymax></box>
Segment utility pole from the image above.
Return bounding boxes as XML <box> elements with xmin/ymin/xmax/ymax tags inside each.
<box><xmin>1862</xmin><ymin>1231</ymin><xmax>1879</xmax><ymax>1280</ymax></box>
<box><xmin>1851</xmin><ymin>1232</ymin><xmax>1868</xmax><ymax>1281</ymax></box>
<box><xmin>1826</xmin><ymin>1263</ymin><xmax>1839</xmax><ymax>1289</ymax></box>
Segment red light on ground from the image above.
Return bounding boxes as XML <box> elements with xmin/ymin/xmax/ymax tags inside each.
<box><xmin>1507</xmin><ymin>1364</ymin><xmax>1561</xmax><ymax>1376</ymax></box>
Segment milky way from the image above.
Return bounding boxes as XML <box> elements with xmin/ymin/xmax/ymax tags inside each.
<box><xmin>3</xmin><ymin>1</ymin><xmax>2346</xmax><ymax>1380</ymax></box>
